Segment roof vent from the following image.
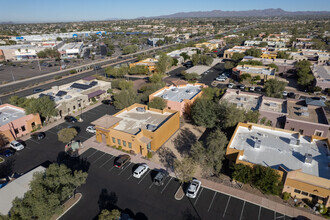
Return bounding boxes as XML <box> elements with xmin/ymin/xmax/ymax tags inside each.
<box><xmin>161</xmin><ymin>94</ymin><xmax>169</xmax><ymax>99</ymax></box>
<box><xmin>300</xmin><ymin>107</ymin><xmax>308</xmax><ymax>111</ymax></box>
<box><xmin>304</xmin><ymin>153</ymin><xmax>313</xmax><ymax>164</ymax></box>
<box><xmin>269</xmin><ymin>102</ymin><xmax>277</xmax><ymax>107</ymax></box>
<box><xmin>300</xmin><ymin>112</ymin><xmax>309</xmax><ymax>117</ymax></box>
<box><xmin>186</xmin><ymin>89</ymin><xmax>193</xmax><ymax>94</ymax></box>
<box><xmin>146</xmin><ymin>124</ymin><xmax>157</xmax><ymax>131</ymax></box>
<box><xmin>136</xmin><ymin>107</ymin><xmax>146</xmax><ymax>112</ymax></box>
<box><xmin>254</xmin><ymin>139</ymin><xmax>261</xmax><ymax>149</ymax></box>
<box><xmin>64</xmin><ymin>95</ymin><xmax>72</xmax><ymax>99</ymax></box>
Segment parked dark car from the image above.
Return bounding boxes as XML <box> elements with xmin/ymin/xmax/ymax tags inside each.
<box><xmin>0</xmin><ymin>148</ymin><xmax>15</xmax><ymax>158</ymax></box>
<box><xmin>33</xmin><ymin>88</ymin><xmax>44</xmax><ymax>93</ymax></box>
<box><xmin>114</xmin><ymin>155</ymin><xmax>131</xmax><ymax>169</ymax></box>
<box><xmin>288</xmin><ymin>92</ymin><xmax>295</xmax><ymax>98</ymax></box>
<box><xmin>102</xmin><ymin>100</ymin><xmax>113</xmax><ymax>105</ymax></box>
<box><xmin>153</xmin><ymin>169</ymin><xmax>169</xmax><ymax>186</ymax></box>
<box><xmin>30</xmin><ymin>132</ymin><xmax>46</xmax><ymax>140</ymax></box>
<box><xmin>255</xmin><ymin>87</ymin><xmax>262</xmax><ymax>92</ymax></box>
<box><xmin>64</xmin><ymin>116</ymin><xmax>78</xmax><ymax>123</ymax></box>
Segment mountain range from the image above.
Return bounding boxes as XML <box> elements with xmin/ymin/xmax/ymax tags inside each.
<box><xmin>139</xmin><ymin>8</ymin><xmax>330</xmax><ymax>19</ymax></box>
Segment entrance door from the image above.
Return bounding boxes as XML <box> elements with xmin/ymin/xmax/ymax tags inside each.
<box><xmin>140</xmin><ymin>145</ymin><xmax>143</xmax><ymax>154</ymax></box>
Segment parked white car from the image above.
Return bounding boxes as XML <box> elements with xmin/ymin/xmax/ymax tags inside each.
<box><xmin>283</xmin><ymin>91</ymin><xmax>288</xmax><ymax>97</ymax></box>
<box><xmin>249</xmin><ymin>86</ymin><xmax>255</xmax><ymax>92</ymax></box>
<box><xmin>86</xmin><ymin>126</ymin><xmax>96</xmax><ymax>134</ymax></box>
<box><xmin>133</xmin><ymin>164</ymin><xmax>149</xmax><ymax>178</ymax></box>
<box><xmin>216</xmin><ymin>76</ymin><xmax>226</xmax><ymax>82</ymax></box>
<box><xmin>10</xmin><ymin>140</ymin><xmax>24</xmax><ymax>151</ymax></box>
<box><xmin>228</xmin><ymin>83</ymin><xmax>234</xmax><ymax>88</ymax></box>
<box><xmin>186</xmin><ymin>178</ymin><xmax>202</xmax><ymax>198</ymax></box>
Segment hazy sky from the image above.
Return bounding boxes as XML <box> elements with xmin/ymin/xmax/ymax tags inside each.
<box><xmin>1</xmin><ymin>0</ymin><xmax>329</xmax><ymax>23</ymax></box>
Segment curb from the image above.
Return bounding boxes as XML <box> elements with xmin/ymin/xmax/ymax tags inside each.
<box><xmin>174</xmin><ymin>184</ymin><xmax>184</xmax><ymax>200</ymax></box>
<box><xmin>55</xmin><ymin>193</ymin><xmax>82</xmax><ymax>220</ymax></box>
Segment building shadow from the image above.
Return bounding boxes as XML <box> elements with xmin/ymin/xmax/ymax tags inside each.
<box><xmin>0</xmin><ymin>157</ymin><xmax>15</xmax><ymax>178</ymax></box>
<box><xmin>173</xmin><ymin>127</ymin><xmax>197</xmax><ymax>156</ymax></box>
<box><xmin>56</xmin><ymin>151</ymin><xmax>90</xmax><ymax>172</ymax></box>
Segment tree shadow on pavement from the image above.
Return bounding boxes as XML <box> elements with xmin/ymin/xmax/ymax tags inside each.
<box><xmin>181</xmin><ymin>207</ymin><xmax>200</xmax><ymax>220</ymax></box>
<box><xmin>173</xmin><ymin>127</ymin><xmax>197</xmax><ymax>156</ymax></box>
<box><xmin>56</xmin><ymin>151</ymin><xmax>90</xmax><ymax>172</ymax></box>
<box><xmin>0</xmin><ymin>157</ymin><xmax>15</xmax><ymax>178</ymax></box>
<box><xmin>157</xmin><ymin>147</ymin><xmax>176</xmax><ymax>172</ymax></box>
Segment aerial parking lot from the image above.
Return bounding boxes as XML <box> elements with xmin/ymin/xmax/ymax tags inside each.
<box><xmin>62</xmin><ymin>148</ymin><xmax>293</xmax><ymax>220</ymax></box>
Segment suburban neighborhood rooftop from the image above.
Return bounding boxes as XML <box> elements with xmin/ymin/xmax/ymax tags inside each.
<box><xmin>235</xmin><ymin>65</ymin><xmax>275</xmax><ymax>76</ymax></box>
<box><xmin>154</xmin><ymin>84</ymin><xmax>202</xmax><ymax>103</ymax></box>
<box><xmin>229</xmin><ymin>125</ymin><xmax>330</xmax><ymax>179</ymax></box>
<box><xmin>0</xmin><ymin>105</ymin><xmax>26</xmax><ymax>127</ymax></box>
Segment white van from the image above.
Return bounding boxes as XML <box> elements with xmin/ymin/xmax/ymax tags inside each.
<box><xmin>133</xmin><ymin>164</ymin><xmax>149</xmax><ymax>178</ymax></box>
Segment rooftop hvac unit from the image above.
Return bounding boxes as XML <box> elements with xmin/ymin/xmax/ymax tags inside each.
<box><xmin>254</xmin><ymin>139</ymin><xmax>261</xmax><ymax>149</ymax></box>
<box><xmin>300</xmin><ymin>112</ymin><xmax>309</xmax><ymax>117</ymax></box>
<box><xmin>300</xmin><ymin>107</ymin><xmax>308</xmax><ymax>111</ymax></box>
<box><xmin>237</xmin><ymin>103</ymin><xmax>243</xmax><ymax>107</ymax></box>
<box><xmin>238</xmin><ymin>97</ymin><xmax>246</xmax><ymax>101</ymax></box>
<box><xmin>171</xmin><ymin>88</ymin><xmax>178</xmax><ymax>92</ymax></box>
<box><xmin>304</xmin><ymin>153</ymin><xmax>313</xmax><ymax>164</ymax></box>
<box><xmin>269</xmin><ymin>102</ymin><xmax>277</xmax><ymax>107</ymax></box>
<box><xmin>136</xmin><ymin>107</ymin><xmax>146</xmax><ymax>112</ymax></box>
<box><xmin>146</xmin><ymin>124</ymin><xmax>157</xmax><ymax>131</ymax></box>
<box><xmin>186</xmin><ymin>89</ymin><xmax>193</xmax><ymax>94</ymax></box>
<box><xmin>64</xmin><ymin>95</ymin><xmax>72</xmax><ymax>99</ymax></box>
<box><xmin>161</xmin><ymin>94</ymin><xmax>169</xmax><ymax>99</ymax></box>
<box><xmin>290</xmin><ymin>138</ymin><xmax>300</xmax><ymax>145</ymax></box>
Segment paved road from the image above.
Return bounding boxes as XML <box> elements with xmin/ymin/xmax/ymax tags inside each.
<box><xmin>62</xmin><ymin>147</ymin><xmax>293</xmax><ymax>220</ymax></box>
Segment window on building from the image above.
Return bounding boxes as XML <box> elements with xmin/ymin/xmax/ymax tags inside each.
<box><xmin>78</xmin><ymin>103</ymin><xmax>81</xmax><ymax>108</ymax></box>
<box><xmin>294</xmin><ymin>189</ymin><xmax>301</xmax><ymax>194</ymax></box>
<box><xmin>117</xmin><ymin>139</ymin><xmax>121</xmax><ymax>145</ymax></box>
<box><xmin>128</xmin><ymin>142</ymin><xmax>132</xmax><ymax>148</ymax></box>
<box><xmin>299</xmin><ymin>129</ymin><xmax>304</xmax><ymax>135</ymax></box>
<box><xmin>290</xmin><ymin>128</ymin><xmax>294</xmax><ymax>131</ymax></box>
<box><xmin>21</xmin><ymin>126</ymin><xmax>26</xmax><ymax>132</ymax></box>
<box><xmin>301</xmin><ymin>191</ymin><xmax>308</xmax><ymax>196</ymax></box>
<box><xmin>14</xmin><ymin>128</ymin><xmax>19</xmax><ymax>134</ymax></box>
<box><xmin>73</xmin><ymin>105</ymin><xmax>76</xmax><ymax>110</ymax></box>
<box><xmin>31</xmin><ymin>122</ymin><xmax>36</xmax><ymax>128</ymax></box>
<box><xmin>147</xmin><ymin>143</ymin><xmax>151</xmax><ymax>150</ymax></box>
<box><xmin>314</xmin><ymin>131</ymin><xmax>323</xmax><ymax>137</ymax></box>
<box><xmin>123</xmin><ymin>141</ymin><xmax>126</xmax><ymax>147</ymax></box>
<box><xmin>68</xmin><ymin>108</ymin><xmax>70</xmax><ymax>112</ymax></box>
<box><xmin>112</xmin><ymin>137</ymin><xmax>116</xmax><ymax>144</ymax></box>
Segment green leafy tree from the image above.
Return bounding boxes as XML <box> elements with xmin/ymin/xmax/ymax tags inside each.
<box><xmin>118</xmin><ymin>80</ymin><xmax>133</xmax><ymax>90</ymax></box>
<box><xmin>184</xmin><ymin>73</ymin><xmax>200</xmax><ymax>81</ymax></box>
<box><xmin>10</xmin><ymin>164</ymin><xmax>87</xmax><ymax>220</ymax></box>
<box><xmin>224</xmin><ymin>61</ymin><xmax>235</xmax><ymax>70</ymax></box>
<box><xmin>252</xmin><ymin>165</ymin><xmax>282</xmax><ymax>195</ymax></box>
<box><xmin>295</xmin><ymin>60</ymin><xmax>314</xmax><ymax>86</ymax></box>
<box><xmin>245</xmin><ymin>48</ymin><xmax>262</xmax><ymax>58</ymax></box>
<box><xmin>191</xmin><ymin>98</ymin><xmax>218</xmax><ymax>128</ymax></box>
<box><xmin>113</xmin><ymin>88</ymin><xmax>140</xmax><ymax>109</ymax></box>
<box><xmin>139</xmin><ymin>82</ymin><xmax>165</xmax><ymax>102</ymax></box>
<box><xmin>218</xmin><ymin>102</ymin><xmax>245</xmax><ymax>129</ymax></box>
<box><xmin>156</xmin><ymin>53</ymin><xmax>173</xmax><ymax>74</ymax></box>
<box><xmin>180</xmin><ymin>52</ymin><xmax>190</xmax><ymax>61</ymax></box>
<box><xmin>191</xmin><ymin>54</ymin><xmax>200</xmax><ymax>66</ymax></box>
<box><xmin>122</xmin><ymin>45</ymin><xmax>138</xmax><ymax>54</ymax></box>
<box><xmin>149</xmin><ymin>73</ymin><xmax>163</xmax><ymax>84</ymax></box>
<box><xmin>239</xmin><ymin>73</ymin><xmax>252</xmax><ymax>83</ymax></box>
<box><xmin>98</xmin><ymin>209</ymin><xmax>121</xmax><ymax>220</ymax></box>
<box><xmin>258</xmin><ymin>42</ymin><xmax>268</xmax><ymax>47</ymax></box>
<box><xmin>245</xmin><ymin>110</ymin><xmax>260</xmax><ymax>123</ymax></box>
<box><xmin>232</xmin><ymin>163</ymin><xmax>253</xmax><ymax>184</ymax></box>
<box><xmin>267</xmin><ymin>63</ymin><xmax>278</xmax><ymax>71</ymax></box>
<box><xmin>129</xmin><ymin>65</ymin><xmax>148</xmax><ymax>75</ymax></box>
<box><xmin>174</xmin><ymin>157</ymin><xmax>196</xmax><ymax>183</ymax></box>
<box><xmin>277</xmin><ymin>51</ymin><xmax>290</xmax><ymax>59</ymax></box>
<box><xmin>264</xmin><ymin>79</ymin><xmax>287</xmax><ymax>98</ymax></box>
<box><xmin>238</xmin><ymin>60</ymin><xmax>263</xmax><ymax>66</ymax></box>
<box><xmin>148</xmin><ymin>97</ymin><xmax>167</xmax><ymax>110</ymax></box>
<box><xmin>201</xmin><ymin>87</ymin><xmax>225</xmax><ymax>101</ymax></box>
<box><xmin>58</xmin><ymin>128</ymin><xmax>78</xmax><ymax>143</ymax></box>
<box><xmin>25</xmin><ymin>96</ymin><xmax>58</xmax><ymax>121</ymax></box>
<box><xmin>231</xmin><ymin>53</ymin><xmax>245</xmax><ymax>62</ymax></box>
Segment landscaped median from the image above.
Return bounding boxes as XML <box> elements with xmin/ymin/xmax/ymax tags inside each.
<box><xmin>174</xmin><ymin>184</ymin><xmax>185</xmax><ymax>200</ymax></box>
<box><xmin>51</xmin><ymin>193</ymin><xmax>82</xmax><ymax>220</ymax></box>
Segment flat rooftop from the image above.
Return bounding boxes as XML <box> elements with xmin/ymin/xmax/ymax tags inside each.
<box><xmin>260</xmin><ymin>98</ymin><xmax>287</xmax><ymax>114</ymax></box>
<box><xmin>229</xmin><ymin>125</ymin><xmax>330</xmax><ymax>179</ymax></box>
<box><xmin>236</xmin><ymin>65</ymin><xmax>275</xmax><ymax>76</ymax></box>
<box><xmin>114</xmin><ymin>107</ymin><xmax>172</xmax><ymax>135</ymax></box>
<box><xmin>313</xmin><ymin>65</ymin><xmax>330</xmax><ymax>81</ymax></box>
<box><xmin>0</xmin><ymin>106</ymin><xmax>25</xmax><ymax>127</ymax></box>
<box><xmin>60</xmin><ymin>42</ymin><xmax>83</xmax><ymax>50</ymax></box>
<box><xmin>221</xmin><ymin>90</ymin><xmax>261</xmax><ymax>111</ymax></box>
<box><xmin>154</xmin><ymin>84</ymin><xmax>202</xmax><ymax>103</ymax></box>
<box><xmin>287</xmin><ymin>100</ymin><xmax>328</xmax><ymax>124</ymax></box>
<box><xmin>186</xmin><ymin>65</ymin><xmax>211</xmax><ymax>75</ymax></box>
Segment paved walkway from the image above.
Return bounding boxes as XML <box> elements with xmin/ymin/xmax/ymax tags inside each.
<box><xmin>79</xmin><ymin>137</ymin><xmax>324</xmax><ymax>220</ymax></box>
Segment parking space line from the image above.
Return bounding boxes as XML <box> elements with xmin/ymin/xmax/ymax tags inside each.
<box><xmin>257</xmin><ymin>206</ymin><xmax>261</xmax><ymax>220</ymax></box>
<box><xmin>99</xmin><ymin>155</ymin><xmax>114</xmax><ymax>168</ymax></box>
<box><xmin>47</xmin><ymin>130</ymin><xmax>58</xmax><ymax>135</ymax></box>
<box><xmin>208</xmin><ymin>191</ymin><xmax>217</xmax><ymax>212</ymax></box>
<box><xmin>193</xmin><ymin>187</ymin><xmax>204</xmax><ymax>205</ymax></box>
<box><xmin>108</xmin><ymin>165</ymin><xmax>116</xmax><ymax>172</ymax></box>
<box><xmin>127</xmin><ymin>174</ymin><xmax>132</xmax><ymax>180</ymax></box>
<box><xmin>91</xmin><ymin>152</ymin><xmax>106</xmax><ymax>164</ymax></box>
<box><xmin>275</xmin><ymin>216</ymin><xmax>285</xmax><ymax>219</ymax></box>
<box><xmin>26</xmin><ymin>146</ymin><xmax>31</xmax><ymax>149</ymax></box>
<box><xmin>161</xmin><ymin>177</ymin><xmax>172</xmax><ymax>194</ymax></box>
<box><xmin>118</xmin><ymin>162</ymin><xmax>131</xmax><ymax>175</ymax></box>
<box><xmin>222</xmin><ymin>196</ymin><xmax>231</xmax><ymax>218</ymax></box>
<box><xmin>87</xmin><ymin>150</ymin><xmax>98</xmax><ymax>159</ymax></box>
<box><xmin>28</xmin><ymin>139</ymin><xmax>40</xmax><ymax>145</ymax></box>
<box><xmin>239</xmin><ymin>201</ymin><xmax>246</xmax><ymax>220</ymax></box>
<box><xmin>148</xmin><ymin>182</ymin><xmax>154</xmax><ymax>189</ymax></box>
<box><xmin>138</xmin><ymin>170</ymin><xmax>150</xmax><ymax>184</ymax></box>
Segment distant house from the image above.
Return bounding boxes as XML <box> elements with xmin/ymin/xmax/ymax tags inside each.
<box><xmin>149</xmin><ymin>83</ymin><xmax>206</xmax><ymax>116</ymax></box>
<box><xmin>232</xmin><ymin>65</ymin><xmax>276</xmax><ymax>82</ymax></box>
<box><xmin>312</xmin><ymin>65</ymin><xmax>330</xmax><ymax>90</ymax></box>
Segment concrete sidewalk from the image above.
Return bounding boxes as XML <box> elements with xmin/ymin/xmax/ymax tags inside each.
<box><xmin>80</xmin><ymin>137</ymin><xmax>324</xmax><ymax>220</ymax></box>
